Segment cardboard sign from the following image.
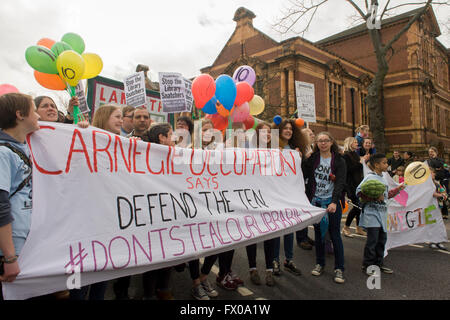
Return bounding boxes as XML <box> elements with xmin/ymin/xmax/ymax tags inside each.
<box><xmin>295</xmin><ymin>81</ymin><xmax>316</xmax><ymax>123</ymax></box>
<box><xmin>124</xmin><ymin>72</ymin><xmax>147</xmax><ymax>107</ymax></box>
<box><xmin>159</xmin><ymin>72</ymin><xmax>193</xmax><ymax>113</ymax></box>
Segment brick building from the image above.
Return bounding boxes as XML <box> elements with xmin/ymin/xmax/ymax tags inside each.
<box><xmin>200</xmin><ymin>7</ymin><xmax>449</xmax><ymax>160</ymax></box>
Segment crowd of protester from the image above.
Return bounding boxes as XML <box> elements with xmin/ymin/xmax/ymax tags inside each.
<box><xmin>0</xmin><ymin>94</ymin><xmax>448</xmax><ymax>300</ymax></box>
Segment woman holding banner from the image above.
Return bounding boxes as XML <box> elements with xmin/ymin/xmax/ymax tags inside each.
<box><xmin>271</xmin><ymin>119</ymin><xmax>307</xmax><ymax>277</ymax></box>
<box><xmin>245</xmin><ymin>122</ymin><xmax>276</xmax><ymax>286</ymax></box>
<box><xmin>302</xmin><ymin>132</ymin><xmax>346</xmax><ymax>284</ymax></box>
<box><xmin>187</xmin><ymin>119</ymin><xmax>221</xmax><ymax>299</ymax></box>
<box><xmin>34</xmin><ymin>95</ymin><xmax>80</xmax><ymax>124</ymax></box>
<box><xmin>69</xmin><ymin>105</ymin><xmax>121</xmax><ymax>300</ymax></box>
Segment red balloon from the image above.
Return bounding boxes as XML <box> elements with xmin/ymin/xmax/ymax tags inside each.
<box><xmin>206</xmin><ymin>113</ymin><xmax>229</xmax><ymax>131</ymax></box>
<box><xmin>192</xmin><ymin>74</ymin><xmax>216</xmax><ymax>109</ymax></box>
<box><xmin>234</xmin><ymin>82</ymin><xmax>254</xmax><ymax>106</ymax></box>
<box><xmin>295</xmin><ymin>118</ymin><xmax>305</xmax><ymax>128</ymax></box>
<box><xmin>243</xmin><ymin>114</ymin><xmax>255</xmax><ymax>130</ymax></box>
<box><xmin>34</xmin><ymin>70</ymin><xmax>66</xmax><ymax>90</ymax></box>
<box><xmin>0</xmin><ymin>84</ymin><xmax>19</xmax><ymax>96</ymax></box>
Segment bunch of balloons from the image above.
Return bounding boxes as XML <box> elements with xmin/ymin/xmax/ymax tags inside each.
<box><xmin>25</xmin><ymin>33</ymin><xmax>103</xmax><ymax>91</ymax></box>
<box><xmin>192</xmin><ymin>65</ymin><xmax>265</xmax><ymax>131</ymax></box>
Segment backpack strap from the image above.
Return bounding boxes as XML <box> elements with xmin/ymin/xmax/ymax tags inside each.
<box><xmin>0</xmin><ymin>143</ymin><xmax>32</xmax><ymax>199</ymax></box>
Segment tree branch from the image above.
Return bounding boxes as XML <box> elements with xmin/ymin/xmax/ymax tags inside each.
<box><xmin>345</xmin><ymin>0</ymin><xmax>368</xmax><ymax>19</ymax></box>
<box><xmin>380</xmin><ymin>0</ymin><xmax>391</xmax><ymax>20</ymax></box>
<box><xmin>273</xmin><ymin>0</ymin><xmax>328</xmax><ymax>35</ymax></box>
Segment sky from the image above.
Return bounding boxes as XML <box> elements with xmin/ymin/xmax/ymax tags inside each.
<box><xmin>0</xmin><ymin>0</ymin><xmax>448</xmax><ymax>109</ymax></box>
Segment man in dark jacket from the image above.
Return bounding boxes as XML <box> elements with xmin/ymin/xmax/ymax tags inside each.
<box><xmin>388</xmin><ymin>150</ymin><xmax>404</xmax><ymax>176</ymax></box>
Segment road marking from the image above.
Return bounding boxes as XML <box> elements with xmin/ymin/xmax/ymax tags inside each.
<box><xmin>211</xmin><ymin>264</ymin><xmax>219</xmax><ymax>275</ymax></box>
<box><xmin>408</xmin><ymin>244</ymin><xmax>424</xmax><ymax>248</ymax></box>
<box><xmin>351</xmin><ymin>233</ymin><xmax>367</xmax><ymax>238</ymax></box>
<box><xmin>237</xmin><ymin>287</ymin><xmax>253</xmax><ymax>296</ymax></box>
<box><xmin>255</xmin><ymin>297</ymin><xmax>268</xmax><ymax>300</ymax></box>
<box><xmin>437</xmin><ymin>249</ymin><xmax>450</xmax><ymax>255</ymax></box>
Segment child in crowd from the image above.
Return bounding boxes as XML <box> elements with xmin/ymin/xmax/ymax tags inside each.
<box><xmin>355</xmin><ymin>125</ymin><xmax>370</xmax><ymax>149</ymax></box>
<box><xmin>357</xmin><ymin>154</ymin><xmax>404</xmax><ymax>275</ymax></box>
<box><xmin>0</xmin><ymin>93</ymin><xmax>40</xmax><ymax>299</ymax></box>
<box><xmin>393</xmin><ymin>166</ymin><xmax>405</xmax><ymax>184</ymax></box>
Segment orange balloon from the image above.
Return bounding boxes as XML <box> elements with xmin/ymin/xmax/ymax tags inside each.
<box><xmin>37</xmin><ymin>38</ymin><xmax>56</xmax><ymax>49</ymax></box>
<box><xmin>217</xmin><ymin>103</ymin><xmax>235</xmax><ymax>118</ymax></box>
<box><xmin>295</xmin><ymin>118</ymin><xmax>305</xmax><ymax>128</ymax></box>
<box><xmin>34</xmin><ymin>70</ymin><xmax>66</xmax><ymax>90</ymax></box>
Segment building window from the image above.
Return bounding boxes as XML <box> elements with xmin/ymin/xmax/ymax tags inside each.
<box><xmin>435</xmin><ymin>106</ymin><xmax>440</xmax><ymax>134</ymax></box>
<box><xmin>425</xmin><ymin>96</ymin><xmax>433</xmax><ymax>130</ymax></box>
<box><xmin>329</xmin><ymin>81</ymin><xmax>342</xmax><ymax>123</ymax></box>
<box><xmin>360</xmin><ymin>92</ymin><xmax>369</xmax><ymax>125</ymax></box>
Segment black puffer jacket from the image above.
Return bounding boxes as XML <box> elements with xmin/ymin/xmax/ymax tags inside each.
<box><xmin>302</xmin><ymin>151</ymin><xmax>347</xmax><ymax>205</ymax></box>
<box><xmin>343</xmin><ymin>151</ymin><xmax>363</xmax><ymax>200</ymax></box>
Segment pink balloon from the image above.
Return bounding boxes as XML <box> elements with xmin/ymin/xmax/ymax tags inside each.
<box><xmin>231</xmin><ymin>102</ymin><xmax>250</xmax><ymax>122</ymax></box>
<box><xmin>0</xmin><ymin>84</ymin><xmax>19</xmax><ymax>96</ymax></box>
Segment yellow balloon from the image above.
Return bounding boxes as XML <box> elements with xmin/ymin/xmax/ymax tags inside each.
<box><xmin>81</xmin><ymin>52</ymin><xmax>103</xmax><ymax>79</ymax></box>
<box><xmin>404</xmin><ymin>162</ymin><xmax>430</xmax><ymax>186</ymax></box>
<box><xmin>56</xmin><ymin>50</ymin><xmax>85</xmax><ymax>87</ymax></box>
<box><xmin>249</xmin><ymin>95</ymin><xmax>265</xmax><ymax>116</ymax></box>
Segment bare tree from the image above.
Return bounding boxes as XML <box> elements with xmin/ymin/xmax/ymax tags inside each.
<box><xmin>274</xmin><ymin>0</ymin><xmax>448</xmax><ymax>152</ymax></box>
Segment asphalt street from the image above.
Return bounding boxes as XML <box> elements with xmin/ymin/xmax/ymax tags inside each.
<box><xmin>103</xmin><ymin>216</ymin><xmax>450</xmax><ymax>300</ymax></box>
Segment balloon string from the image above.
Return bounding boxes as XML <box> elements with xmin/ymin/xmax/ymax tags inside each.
<box><xmin>68</xmin><ymin>85</ymin><xmax>80</xmax><ymax>124</ymax></box>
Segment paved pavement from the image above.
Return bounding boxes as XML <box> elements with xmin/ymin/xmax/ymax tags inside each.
<box><xmin>104</xmin><ymin>217</ymin><xmax>450</xmax><ymax>300</ymax></box>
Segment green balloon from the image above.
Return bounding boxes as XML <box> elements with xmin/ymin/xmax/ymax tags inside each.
<box><xmin>51</xmin><ymin>41</ymin><xmax>73</xmax><ymax>57</ymax></box>
<box><xmin>61</xmin><ymin>33</ymin><xmax>85</xmax><ymax>54</ymax></box>
<box><xmin>25</xmin><ymin>45</ymin><xmax>58</xmax><ymax>74</ymax></box>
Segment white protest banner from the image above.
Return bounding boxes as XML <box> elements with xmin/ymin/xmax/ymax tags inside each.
<box><xmin>295</xmin><ymin>81</ymin><xmax>316</xmax><ymax>123</ymax></box>
<box><xmin>75</xmin><ymin>82</ymin><xmax>90</xmax><ymax>114</ymax></box>
<box><xmin>87</xmin><ymin>76</ymin><xmax>168</xmax><ymax>123</ymax></box>
<box><xmin>3</xmin><ymin>122</ymin><xmax>325</xmax><ymax>300</ymax></box>
<box><xmin>124</xmin><ymin>71</ymin><xmax>146</xmax><ymax>107</ymax></box>
<box><xmin>361</xmin><ymin>166</ymin><xmax>447</xmax><ymax>253</ymax></box>
<box><xmin>384</xmin><ymin>174</ymin><xmax>448</xmax><ymax>252</ymax></box>
<box><xmin>159</xmin><ymin>72</ymin><xmax>192</xmax><ymax>113</ymax></box>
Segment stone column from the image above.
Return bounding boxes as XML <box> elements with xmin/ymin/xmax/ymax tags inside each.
<box><xmin>288</xmin><ymin>68</ymin><xmax>295</xmax><ymax>115</ymax></box>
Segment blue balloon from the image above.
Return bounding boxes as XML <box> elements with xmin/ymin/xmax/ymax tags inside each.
<box><xmin>215</xmin><ymin>75</ymin><xmax>236</xmax><ymax>110</ymax></box>
<box><xmin>273</xmin><ymin>115</ymin><xmax>282</xmax><ymax>125</ymax></box>
<box><xmin>202</xmin><ymin>96</ymin><xmax>218</xmax><ymax>114</ymax></box>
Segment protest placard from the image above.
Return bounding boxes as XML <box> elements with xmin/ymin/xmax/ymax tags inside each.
<box><xmin>75</xmin><ymin>82</ymin><xmax>90</xmax><ymax>114</ymax></box>
<box><xmin>159</xmin><ymin>72</ymin><xmax>192</xmax><ymax>113</ymax></box>
<box><xmin>2</xmin><ymin>122</ymin><xmax>325</xmax><ymax>299</ymax></box>
<box><xmin>87</xmin><ymin>75</ymin><xmax>168</xmax><ymax>123</ymax></box>
<box><xmin>295</xmin><ymin>81</ymin><xmax>316</xmax><ymax>123</ymax></box>
<box><xmin>124</xmin><ymin>71</ymin><xmax>146</xmax><ymax>107</ymax></box>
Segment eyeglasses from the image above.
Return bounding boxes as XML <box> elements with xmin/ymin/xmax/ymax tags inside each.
<box><xmin>317</xmin><ymin>139</ymin><xmax>331</xmax><ymax>144</ymax></box>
